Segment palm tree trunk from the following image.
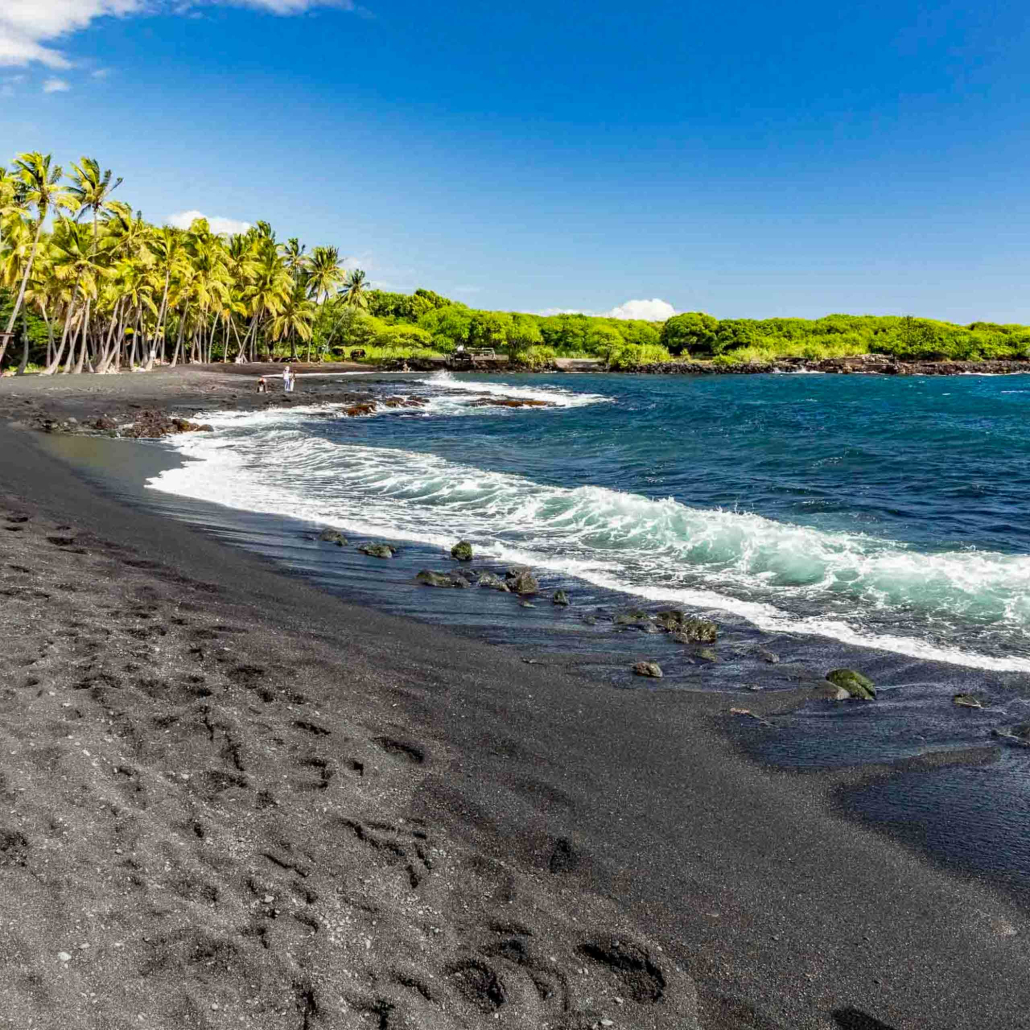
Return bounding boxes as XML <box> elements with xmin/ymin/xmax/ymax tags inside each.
<box><xmin>170</xmin><ymin>303</ymin><xmax>188</xmax><ymax>367</ymax></box>
<box><xmin>71</xmin><ymin>297</ymin><xmax>92</xmax><ymax>374</ymax></box>
<box><xmin>43</xmin><ymin>282</ymin><xmax>81</xmax><ymax>375</ymax></box>
<box><xmin>0</xmin><ymin>217</ymin><xmax>45</xmax><ymax>366</ymax></box>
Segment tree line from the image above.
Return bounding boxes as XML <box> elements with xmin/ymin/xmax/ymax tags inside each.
<box><xmin>2</xmin><ymin>150</ymin><xmax>1027</xmax><ymax>374</ymax></box>
<box><xmin>0</xmin><ymin>151</ymin><xmax>370</xmax><ymax>374</ymax></box>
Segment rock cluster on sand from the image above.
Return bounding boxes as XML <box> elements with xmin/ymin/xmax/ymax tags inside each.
<box><xmin>476</xmin><ymin>571</ymin><xmax>510</xmax><ymax>591</ymax></box>
<box><xmin>41</xmin><ymin>409</ymin><xmax>214</xmax><ymax>439</ymax></box>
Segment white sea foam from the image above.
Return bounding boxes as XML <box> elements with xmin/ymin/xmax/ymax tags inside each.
<box><xmin>415</xmin><ymin>371</ymin><xmax>611</xmax><ymax>408</ymax></box>
<box><xmin>146</xmin><ymin>407</ymin><xmax>1030</xmax><ymax>672</ymax></box>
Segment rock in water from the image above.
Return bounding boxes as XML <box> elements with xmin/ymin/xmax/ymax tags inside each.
<box><xmin>615</xmin><ymin>609</ymin><xmax>651</xmax><ymax>627</ymax></box>
<box><xmin>680</xmin><ymin>618</ymin><xmax>718</xmax><ymax>643</ymax></box>
<box><xmin>826</xmin><ymin>668</ymin><xmax>877</xmax><ymax>700</ymax></box>
<box><xmin>812</xmin><ymin>682</ymin><xmax>851</xmax><ymax>701</ymax></box>
<box><xmin>476</xmin><ymin>571</ymin><xmax>511</xmax><ymax>592</ymax></box>
<box><xmin>696</xmin><ymin>648</ymin><xmax>719</xmax><ymax>663</ymax></box>
<box><xmin>633</xmin><ymin>661</ymin><xmax>663</xmax><ymax>679</ymax></box>
<box><xmin>757</xmin><ymin>648</ymin><xmax>780</xmax><ymax>664</ymax></box>
<box><xmin>416</xmin><ymin>570</ymin><xmax>471</xmax><ymax>588</ymax></box>
<box><xmin>507</xmin><ymin>569</ymin><xmax>540</xmax><ymax>596</ymax></box>
<box><xmin>358</xmin><ymin>543</ymin><xmax>397</xmax><ymax>559</ymax></box>
<box><xmin>552</xmin><ymin>589</ymin><xmax>570</xmax><ymax>607</ymax></box>
<box><xmin>952</xmin><ymin>693</ymin><xmax>983</xmax><ymax>709</ymax></box>
<box><xmin>451</xmin><ymin>540</ymin><xmax>474</xmax><ymax>562</ymax></box>
<box><xmin>317</xmin><ymin>528</ymin><xmax>346</xmax><ymax>546</ymax></box>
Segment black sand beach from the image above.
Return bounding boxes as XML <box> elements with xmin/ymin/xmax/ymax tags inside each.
<box><xmin>1</xmin><ymin>370</ymin><xmax>1028</xmax><ymax>1030</ymax></box>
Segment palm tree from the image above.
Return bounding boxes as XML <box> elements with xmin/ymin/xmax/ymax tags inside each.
<box><xmin>341</xmin><ymin>268</ymin><xmax>370</xmax><ymax>310</ymax></box>
<box><xmin>304</xmin><ymin>245</ymin><xmax>343</xmax><ymax>362</ymax></box>
<box><xmin>68</xmin><ymin>157</ymin><xmax>122</xmax><ymax>255</ymax></box>
<box><xmin>239</xmin><ymin>246</ymin><xmax>291</xmax><ymax>362</ymax></box>
<box><xmin>2</xmin><ymin>152</ymin><xmax>72</xmax><ymax>364</ymax></box>
<box><xmin>145</xmin><ymin>226</ymin><xmax>185</xmax><ymax>369</ymax></box>
<box><xmin>281</xmin><ymin>237</ymin><xmax>308</xmax><ymax>282</ymax></box>
<box><xmin>270</xmin><ymin>280</ymin><xmax>315</xmax><ymax>360</ymax></box>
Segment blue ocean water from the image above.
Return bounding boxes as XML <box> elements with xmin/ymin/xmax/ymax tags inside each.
<box><xmin>150</xmin><ymin>371</ymin><xmax>1030</xmax><ymax>671</ymax></box>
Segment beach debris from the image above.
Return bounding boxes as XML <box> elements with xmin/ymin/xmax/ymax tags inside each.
<box><xmin>952</xmin><ymin>693</ymin><xmax>983</xmax><ymax>709</ymax></box>
<box><xmin>506</xmin><ymin>568</ymin><xmax>540</xmax><ymax>596</ymax></box>
<box><xmin>476</xmin><ymin>571</ymin><xmax>511</xmax><ymax>592</ymax></box>
<box><xmin>757</xmin><ymin>648</ymin><xmax>780</xmax><ymax>664</ymax></box>
<box><xmin>633</xmin><ymin>661</ymin><xmax>663</xmax><ymax>679</ymax></box>
<box><xmin>317</xmin><ymin>528</ymin><xmax>347</xmax><ymax>546</ymax></box>
<box><xmin>416</xmin><ymin>569</ymin><xmax>471</xmax><ymax>588</ymax></box>
<box><xmin>358</xmin><ymin>543</ymin><xmax>397</xmax><ymax>559</ymax></box>
<box><xmin>552</xmin><ymin>589</ymin><xmax>571</xmax><ymax>607</ymax></box>
<box><xmin>825</xmin><ymin>668</ymin><xmax>877</xmax><ymax>701</ymax></box>
<box><xmin>450</xmin><ymin>540</ymin><xmax>474</xmax><ymax>562</ymax></box>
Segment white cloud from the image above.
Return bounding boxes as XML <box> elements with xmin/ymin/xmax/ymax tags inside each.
<box><xmin>167</xmin><ymin>209</ymin><xmax>252</xmax><ymax>235</ymax></box>
<box><xmin>604</xmin><ymin>298</ymin><xmax>678</xmax><ymax>321</ymax></box>
<box><xmin>91</xmin><ymin>67</ymin><xmax>110</xmax><ymax>78</ymax></box>
<box><xmin>0</xmin><ymin>0</ymin><xmax>354</xmax><ymax>69</ymax></box>
<box><xmin>0</xmin><ymin>1</ymin><xmax>145</xmax><ymax>68</ymax></box>
<box><xmin>42</xmin><ymin>76</ymin><xmax>70</xmax><ymax>92</ymax></box>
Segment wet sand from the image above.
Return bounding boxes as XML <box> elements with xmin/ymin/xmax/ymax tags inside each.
<box><xmin>0</xmin><ymin>368</ymin><xmax>1028</xmax><ymax>1029</ymax></box>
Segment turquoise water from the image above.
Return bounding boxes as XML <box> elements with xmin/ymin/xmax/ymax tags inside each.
<box><xmin>150</xmin><ymin>371</ymin><xmax>1030</xmax><ymax>671</ymax></box>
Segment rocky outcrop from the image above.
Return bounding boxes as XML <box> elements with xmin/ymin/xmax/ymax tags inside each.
<box><xmin>470</xmin><ymin>397</ymin><xmax>555</xmax><ymax>409</ymax></box>
<box><xmin>552</xmin><ymin>589</ymin><xmax>570</xmax><ymax>607</ymax></box>
<box><xmin>825</xmin><ymin>669</ymin><xmax>877</xmax><ymax>701</ymax></box>
<box><xmin>633</xmin><ymin>355</ymin><xmax>1030</xmax><ymax>377</ymax></box>
<box><xmin>451</xmin><ymin>541</ymin><xmax>474</xmax><ymax>562</ymax></box>
<box><xmin>317</xmin><ymin>528</ymin><xmax>347</xmax><ymax>546</ymax></box>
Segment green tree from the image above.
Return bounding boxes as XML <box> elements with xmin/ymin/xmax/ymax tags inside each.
<box><xmin>3</xmin><ymin>152</ymin><xmax>73</xmax><ymax>363</ymax></box>
<box><xmin>505</xmin><ymin>314</ymin><xmax>543</xmax><ymax>361</ymax></box>
<box><xmin>660</xmin><ymin>312</ymin><xmax>719</xmax><ymax>356</ymax></box>
<box><xmin>341</xmin><ymin>268</ymin><xmax>370</xmax><ymax>309</ymax></box>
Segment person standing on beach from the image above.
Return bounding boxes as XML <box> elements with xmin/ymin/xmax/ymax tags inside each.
<box><xmin>283</xmin><ymin>365</ymin><xmax>291</xmax><ymax>393</ymax></box>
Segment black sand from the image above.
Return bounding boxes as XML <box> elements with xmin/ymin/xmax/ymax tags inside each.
<box><xmin>0</xmin><ymin>369</ymin><xmax>1027</xmax><ymax>1029</ymax></box>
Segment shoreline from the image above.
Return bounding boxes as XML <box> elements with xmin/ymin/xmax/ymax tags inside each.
<box><xmin>2</xmin><ymin>371</ymin><xmax>1030</xmax><ymax>1028</ymax></box>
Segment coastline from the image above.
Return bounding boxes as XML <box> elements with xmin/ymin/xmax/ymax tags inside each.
<box><xmin>2</xmin><ymin>371</ymin><xmax>1030</xmax><ymax>1028</ymax></box>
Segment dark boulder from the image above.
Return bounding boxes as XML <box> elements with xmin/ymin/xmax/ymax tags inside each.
<box><xmin>477</xmin><ymin>571</ymin><xmax>511</xmax><ymax>592</ymax></box>
<box><xmin>552</xmin><ymin>589</ymin><xmax>570</xmax><ymax>607</ymax></box>
<box><xmin>633</xmin><ymin>661</ymin><xmax>663</xmax><ymax>679</ymax></box>
<box><xmin>826</xmin><ymin>668</ymin><xmax>876</xmax><ymax>701</ymax></box>
<box><xmin>506</xmin><ymin>568</ymin><xmax>540</xmax><ymax>596</ymax></box>
<box><xmin>317</xmin><ymin>528</ymin><xmax>347</xmax><ymax>546</ymax></box>
<box><xmin>358</xmin><ymin>543</ymin><xmax>397</xmax><ymax>559</ymax></box>
<box><xmin>416</xmin><ymin>570</ymin><xmax>471</xmax><ymax>588</ymax></box>
<box><xmin>451</xmin><ymin>541</ymin><xmax>474</xmax><ymax>562</ymax></box>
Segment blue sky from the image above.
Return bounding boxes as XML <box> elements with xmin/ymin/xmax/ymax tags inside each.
<box><xmin>2</xmin><ymin>0</ymin><xmax>1029</xmax><ymax>322</ymax></box>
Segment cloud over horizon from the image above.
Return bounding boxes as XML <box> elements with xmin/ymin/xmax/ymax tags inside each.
<box><xmin>536</xmin><ymin>298</ymin><xmax>678</xmax><ymax>321</ymax></box>
<box><xmin>167</xmin><ymin>209</ymin><xmax>252</xmax><ymax>235</ymax></box>
<box><xmin>0</xmin><ymin>0</ymin><xmax>354</xmax><ymax>68</ymax></box>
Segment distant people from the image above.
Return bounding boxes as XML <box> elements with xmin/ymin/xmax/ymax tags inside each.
<box><xmin>257</xmin><ymin>376</ymin><xmax>267</xmax><ymax>393</ymax></box>
<box><xmin>283</xmin><ymin>365</ymin><xmax>292</xmax><ymax>393</ymax></box>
